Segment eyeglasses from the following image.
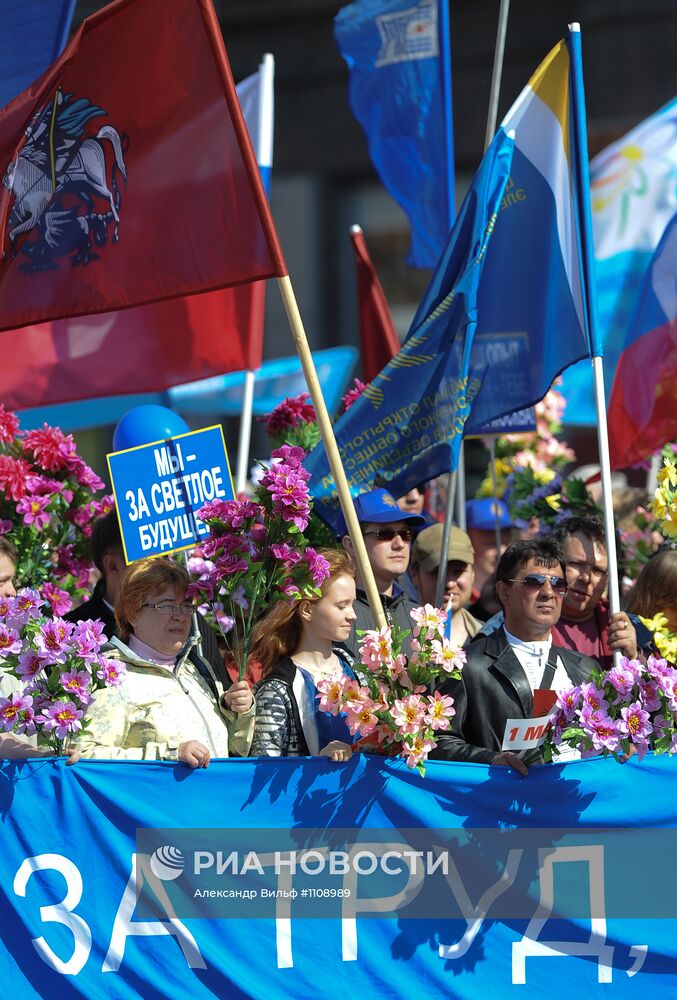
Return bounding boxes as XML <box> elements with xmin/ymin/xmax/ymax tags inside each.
<box><xmin>143</xmin><ymin>602</ymin><xmax>194</xmax><ymax>616</ymax></box>
<box><xmin>508</xmin><ymin>574</ymin><xmax>568</xmax><ymax>596</ymax></box>
<box><xmin>363</xmin><ymin>528</ymin><xmax>416</xmax><ymax>543</ymax></box>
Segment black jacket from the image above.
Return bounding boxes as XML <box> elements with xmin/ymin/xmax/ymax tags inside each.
<box><xmin>431</xmin><ymin>627</ymin><xmax>597</xmax><ymax>764</ymax></box>
<box><xmin>64</xmin><ymin>581</ymin><xmax>231</xmax><ymax>689</ymax></box>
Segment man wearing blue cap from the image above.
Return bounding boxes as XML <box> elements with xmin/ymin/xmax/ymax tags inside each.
<box><xmin>338</xmin><ymin>488</ymin><xmax>425</xmax><ymax>660</ymax></box>
<box><xmin>465</xmin><ymin>498</ymin><xmax>512</xmax><ymax>599</ymax></box>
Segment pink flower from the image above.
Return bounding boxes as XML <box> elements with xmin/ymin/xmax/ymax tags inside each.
<box><xmin>42</xmin><ymin>583</ymin><xmax>73</xmax><ymax>617</ymax></box>
<box><xmin>431</xmin><ymin>638</ymin><xmax>466</xmax><ymax>673</ymax></box>
<box><xmin>579</xmin><ymin>682</ymin><xmax>609</xmax><ymax>714</ymax></box>
<box><xmin>22</xmin><ymin>424</ymin><xmax>77</xmax><ymax>472</ymax></box>
<box><xmin>403</xmin><ymin>733</ymin><xmax>436</xmax><ymax>769</ymax></box>
<box><xmin>271</xmin><ymin>445</ymin><xmax>307</xmax><ymax>468</ymax></box>
<box><xmin>0</xmin><ymin>624</ymin><xmax>22</xmax><ymax>656</ymax></box>
<box><xmin>72</xmin><ymin>619</ymin><xmax>107</xmax><ymax>658</ymax></box>
<box><xmin>605</xmin><ymin>663</ymin><xmax>637</xmax><ymax>703</ymax></box>
<box><xmin>344</xmin><ymin>695</ymin><xmax>379</xmax><ymax>736</ymax></box>
<box><xmin>618</xmin><ymin>701</ymin><xmax>652</xmax><ymax>758</ymax></box>
<box><xmin>392</xmin><ymin>694</ymin><xmax>426</xmax><ymax>735</ymax></box>
<box><xmin>303</xmin><ymin>547</ymin><xmax>331</xmax><ymax>587</ymax></box>
<box><xmin>38</xmin><ymin>699</ymin><xmax>83</xmax><ymax>740</ymax></box>
<box><xmin>638</xmin><ymin>678</ymin><xmax>662</xmax><ymax>712</ymax></box>
<box><xmin>0</xmin><ymin>692</ymin><xmax>34</xmax><ymax>732</ymax></box>
<box><xmin>97</xmin><ymin>657</ymin><xmax>127</xmax><ymax>687</ymax></box>
<box><xmin>316</xmin><ymin>674</ymin><xmax>349</xmax><ymax>714</ymax></box>
<box><xmin>12</xmin><ymin>588</ymin><xmax>44</xmax><ymax>623</ymax></box>
<box><xmin>555</xmin><ymin>685</ymin><xmax>582</xmax><ymax>723</ymax></box>
<box><xmin>271</xmin><ymin>542</ymin><xmax>302</xmax><ymax>565</ymax></box>
<box><xmin>0</xmin><ymin>455</ymin><xmax>31</xmax><ymax>500</ymax></box>
<box><xmin>16</xmin><ymin>494</ymin><xmax>51</xmax><ymax>530</ymax></box>
<box><xmin>35</xmin><ymin>619</ymin><xmax>74</xmax><ymax>664</ymax></box>
<box><xmin>580</xmin><ymin>708</ymin><xmax>621</xmax><ymax>753</ymax></box>
<box><xmin>424</xmin><ymin>690</ymin><xmax>456</xmax><ymax>730</ymax></box>
<box><xmin>262</xmin><ymin>465</ymin><xmax>311</xmax><ymax>532</ymax></box>
<box><xmin>17</xmin><ymin>649</ymin><xmax>47</xmax><ymax>680</ymax></box>
<box><xmin>263</xmin><ymin>394</ymin><xmax>316</xmax><ymax>437</ymax></box>
<box><xmin>410</xmin><ymin>604</ymin><xmax>447</xmax><ymax>636</ymax></box>
<box><xmin>0</xmin><ymin>405</ymin><xmax>20</xmax><ymax>444</ymax></box>
<box><xmin>359</xmin><ymin>627</ymin><xmax>395</xmax><ymax>671</ymax></box>
<box><xmin>0</xmin><ymin>520</ymin><xmax>13</xmax><ymax>535</ymax></box>
<box><xmin>59</xmin><ymin>670</ymin><xmax>92</xmax><ymax>704</ymax></box>
<box><xmin>342</xmin><ymin>378</ymin><xmax>367</xmax><ymax>412</ymax></box>
<box><xmin>66</xmin><ymin>456</ymin><xmax>105</xmax><ymax>491</ymax></box>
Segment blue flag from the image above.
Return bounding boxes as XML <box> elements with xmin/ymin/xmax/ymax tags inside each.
<box><xmin>305</xmin><ymin>129</ymin><xmax>514</xmax><ymax>530</ymax></box>
<box><xmin>0</xmin><ymin>0</ymin><xmax>76</xmax><ymax>109</ymax></box>
<box><xmin>335</xmin><ymin>0</ymin><xmax>453</xmax><ymax>268</ymax></box>
<box><xmin>307</xmin><ymin>37</ymin><xmax>593</xmax><ymax>529</ymax></box>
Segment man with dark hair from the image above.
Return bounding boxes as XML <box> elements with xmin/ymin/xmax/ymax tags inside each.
<box><xmin>551</xmin><ymin>515</ymin><xmax>646</xmax><ymax>669</ymax></box>
<box><xmin>0</xmin><ymin>536</ymin><xmax>17</xmax><ymax>597</ymax></box>
<box><xmin>432</xmin><ymin>538</ymin><xmax>597</xmax><ymax>774</ymax></box>
<box><xmin>65</xmin><ymin>509</ymin><xmax>229</xmax><ymax>686</ymax></box>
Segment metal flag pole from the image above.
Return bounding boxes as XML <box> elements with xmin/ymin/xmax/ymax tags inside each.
<box><xmin>235</xmin><ymin>369</ymin><xmax>255</xmax><ymax>494</ymax></box>
<box><xmin>568</xmin><ymin>23</ymin><xmax>621</xmax><ymax>624</ymax></box>
<box><xmin>435</xmin><ymin>0</ymin><xmax>510</xmax><ymax>602</ymax></box>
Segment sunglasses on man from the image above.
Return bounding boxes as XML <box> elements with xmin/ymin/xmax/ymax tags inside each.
<box><xmin>363</xmin><ymin>527</ymin><xmax>416</xmax><ymax>543</ymax></box>
<box><xmin>507</xmin><ymin>573</ymin><xmax>568</xmax><ymax>596</ymax></box>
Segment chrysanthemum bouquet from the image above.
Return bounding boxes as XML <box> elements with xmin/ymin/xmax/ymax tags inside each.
<box><xmin>0</xmin><ymin>406</ymin><xmax>113</xmax><ymax>613</ymax></box>
<box><xmin>317</xmin><ymin>604</ymin><xmax>466</xmax><ymax>774</ymax></box>
<box><xmin>190</xmin><ymin>445</ymin><xmax>331</xmax><ymax>678</ymax></box>
<box><xmin>543</xmin><ymin>654</ymin><xmax>677</xmax><ymax>763</ymax></box>
<box><xmin>0</xmin><ymin>589</ymin><xmax>124</xmax><ymax>754</ymax></box>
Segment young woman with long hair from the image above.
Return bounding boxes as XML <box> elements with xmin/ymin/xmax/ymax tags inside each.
<box><xmin>249</xmin><ymin>550</ymin><xmax>358</xmax><ymax>761</ymax></box>
<box><xmin>626</xmin><ymin>549</ymin><xmax>677</xmax><ymax>634</ymax></box>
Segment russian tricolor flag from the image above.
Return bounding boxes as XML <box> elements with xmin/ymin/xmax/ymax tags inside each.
<box><xmin>608</xmin><ymin>213</ymin><xmax>677</xmax><ymax>469</ymax></box>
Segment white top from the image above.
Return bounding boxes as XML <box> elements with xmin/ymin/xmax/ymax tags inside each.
<box><xmin>503</xmin><ymin>627</ymin><xmax>572</xmax><ymax>693</ymax></box>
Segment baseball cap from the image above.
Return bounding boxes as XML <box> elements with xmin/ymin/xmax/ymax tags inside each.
<box><xmin>411</xmin><ymin>523</ymin><xmax>475</xmax><ymax>573</ymax></box>
<box><xmin>336</xmin><ymin>488</ymin><xmax>426</xmax><ymax>537</ymax></box>
<box><xmin>465</xmin><ymin>498</ymin><xmax>512</xmax><ymax>531</ymax></box>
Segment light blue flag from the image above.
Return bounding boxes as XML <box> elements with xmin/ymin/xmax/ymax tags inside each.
<box><xmin>335</xmin><ymin>0</ymin><xmax>453</xmax><ymax>268</ymax></box>
<box><xmin>0</xmin><ymin>0</ymin><xmax>76</xmax><ymax>109</ymax></box>
<box><xmin>305</xmin><ymin>128</ymin><xmax>514</xmax><ymax>531</ymax></box>
<box><xmin>18</xmin><ymin>347</ymin><xmax>358</xmax><ymax>433</ymax></box>
<box><xmin>559</xmin><ymin>95</ymin><xmax>677</xmax><ymax>426</ymax></box>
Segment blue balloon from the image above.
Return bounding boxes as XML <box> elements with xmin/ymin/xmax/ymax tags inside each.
<box><xmin>113</xmin><ymin>405</ymin><xmax>190</xmax><ymax>451</ymax></box>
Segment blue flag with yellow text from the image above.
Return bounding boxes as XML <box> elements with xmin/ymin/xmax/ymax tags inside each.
<box><xmin>305</xmin><ymin>128</ymin><xmax>514</xmax><ymax>530</ymax></box>
<box><xmin>335</xmin><ymin>0</ymin><xmax>452</xmax><ymax>268</ymax></box>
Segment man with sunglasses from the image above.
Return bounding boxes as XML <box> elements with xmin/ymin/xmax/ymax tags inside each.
<box><xmin>338</xmin><ymin>488</ymin><xmax>425</xmax><ymax>660</ymax></box>
<box><xmin>432</xmin><ymin>538</ymin><xmax>598</xmax><ymax>774</ymax></box>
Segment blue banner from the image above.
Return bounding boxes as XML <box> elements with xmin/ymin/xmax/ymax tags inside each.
<box><xmin>305</xmin><ymin>128</ymin><xmax>514</xmax><ymax>529</ymax></box>
<box><xmin>1</xmin><ymin>754</ymin><xmax>676</xmax><ymax>997</ymax></box>
<box><xmin>335</xmin><ymin>0</ymin><xmax>453</xmax><ymax>268</ymax></box>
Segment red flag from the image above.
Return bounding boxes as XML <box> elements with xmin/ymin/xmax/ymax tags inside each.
<box><xmin>0</xmin><ymin>0</ymin><xmax>287</xmax><ymax>398</ymax></box>
<box><xmin>350</xmin><ymin>225</ymin><xmax>400</xmax><ymax>381</ymax></box>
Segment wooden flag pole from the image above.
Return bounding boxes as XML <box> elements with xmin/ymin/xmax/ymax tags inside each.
<box><xmin>276</xmin><ymin>274</ymin><xmax>387</xmax><ymax>630</ymax></box>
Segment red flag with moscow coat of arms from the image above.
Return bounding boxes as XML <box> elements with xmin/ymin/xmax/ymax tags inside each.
<box><xmin>0</xmin><ymin>0</ymin><xmax>286</xmax><ymax>409</ymax></box>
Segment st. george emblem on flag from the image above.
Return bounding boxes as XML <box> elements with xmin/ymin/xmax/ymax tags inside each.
<box><xmin>0</xmin><ymin>0</ymin><xmax>286</xmax><ymax>335</ymax></box>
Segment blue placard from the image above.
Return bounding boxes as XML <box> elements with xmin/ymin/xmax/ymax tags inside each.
<box><xmin>107</xmin><ymin>425</ymin><xmax>233</xmax><ymax>563</ymax></box>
